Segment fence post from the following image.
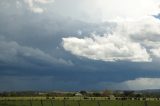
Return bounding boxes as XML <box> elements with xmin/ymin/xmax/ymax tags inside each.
<box><xmin>30</xmin><ymin>100</ymin><xmax>32</xmax><ymax>106</ymax></box>
<box><xmin>63</xmin><ymin>100</ymin><xmax>66</xmax><ymax>106</ymax></box>
<box><xmin>51</xmin><ymin>100</ymin><xmax>53</xmax><ymax>106</ymax></box>
<box><xmin>97</xmin><ymin>101</ymin><xmax>100</xmax><ymax>106</ymax></box>
<box><xmin>4</xmin><ymin>100</ymin><xmax>7</xmax><ymax>105</ymax></box>
<box><xmin>128</xmin><ymin>103</ymin><xmax>130</xmax><ymax>106</ymax></box>
<box><xmin>20</xmin><ymin>100</ymin><xmax>23</xmax><ymax>106</ymax></box>
<box><xmin>41</xmin><ymin>100</ymin><xmax>43</xmax><ymax>106</ymax></box>
<box><xmin>77</xmin><ymin>101</ymin><xmax>81</xmax><ymax>106</ymax></box>
<box><xmin>122</xmin><ymin>101</ymin><xmax>123</xmax><ymax>106</ymax></box>
<box><xmin>144</xmin><ymin>100</ymin><xmax>148</xmax><ymax>106</ymax></box>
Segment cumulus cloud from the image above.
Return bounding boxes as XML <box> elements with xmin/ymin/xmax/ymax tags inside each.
<box><xmin>62</xmin><ymin>16</ymin><xmax>160</xmax><ymax>62</ymax></box>
<box><xmin>24</xmin><ymin>0</ymin><xmax>54</xmax><ymax>13</ymax></box>
<box><xmin>115</xmin><ymin>16</ymin><xmax>160</xmax><ymax>59</ymax></box>
<box><xmin>61</xmin><ymin>0</ymin><xmax>160</xmax><ymax>62</ymax></box>
<box><xmin>62</xmin><ymin>34</ymin><xmax>150</xmax><ymax>62</ymax></box>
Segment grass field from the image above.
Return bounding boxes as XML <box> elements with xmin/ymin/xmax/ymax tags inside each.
<box><xmin>0</xmin><ymin>99</ymin><xmax>160</xmax><ymax>106</ymax></box>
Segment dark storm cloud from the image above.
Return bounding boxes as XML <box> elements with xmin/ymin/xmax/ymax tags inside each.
<box><xmin>0</xmin><ymin>0</ymin><xmax>115</xmax><ymax>69</ymax></box>
<box><xmin>0</xmin><ymin>0</ymin><xmax>160</xmax><ymax>91</ymax></box>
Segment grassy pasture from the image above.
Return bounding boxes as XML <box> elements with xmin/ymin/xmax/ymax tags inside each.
<box><xmin>0</xmin><ymin>100</ymin><xmax>160</xmax><ymax>106</ymax></box>
<box><xmin>0</xmin><ymin>97</ymin><xmax>160</xmax><ymax>106</ymax></box>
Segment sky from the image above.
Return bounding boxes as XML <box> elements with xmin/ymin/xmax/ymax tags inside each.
<box><xmin>0</xmin><ymin>0</ymin><xmax>160</xmax><ymax>91</ymax></box>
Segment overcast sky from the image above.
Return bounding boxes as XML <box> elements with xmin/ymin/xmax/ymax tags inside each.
<box><xmin>0</xmin><ymin>0</ymin><xmax>160</xmax><ymax>91</ymax></box>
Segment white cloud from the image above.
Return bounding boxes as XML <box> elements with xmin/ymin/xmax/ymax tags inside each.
<box><xmin>24</xmin><ymin>0</ymin><xmax>54</xmax><ymax>13</ymax></box>
<box><xmin>122</xmin><ymin>78</ymin><xmax>160</xmax><ymax>90</ymax></box>
<box><xmin>62</xmin><ymin>34</ymin><xmax>150</xmax><ymax>62</ymax></box>
<box><xmin>62</xmin><ymin>15</ymin><xmax>160</xmax><ymax>62</ymax></box>
<box><xmin>31</xmin><ymin>7</ymin><xmax>44</xmax><ymax>13</ymax></box>
<box><xmin>60</xmin><ymin>0</ymin><xmax>160</xmax><ymax>62</ymax></box>
<box><xmin>19</xmin><ymin>0</ymin><xmax>160</xmax><ymax>62</ymax></box>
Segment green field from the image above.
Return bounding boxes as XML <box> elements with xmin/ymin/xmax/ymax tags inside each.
<box><xmin>0</xmin><ymin>100</ymin><xmax>160</xmax><ymax>106</ymax></box>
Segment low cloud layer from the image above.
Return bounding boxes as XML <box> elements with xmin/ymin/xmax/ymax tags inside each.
<box><xmin>121</xmin><ymin>78</ymin><xmax>160</xmax><ymax>90</ymax></box>
<box><xmin>98</xmin><ymin>77</ymin><xmax>160</xmax><ymax>90</ymax></box>
<box><xmin>0</xmin><ymin>37</ymin><xmax>72</xmax><ymax>67</ymax></box>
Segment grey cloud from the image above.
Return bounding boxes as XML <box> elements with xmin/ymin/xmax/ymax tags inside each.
<box><xmin>0</xmin><ymin>37</ymin><xmax>73</xmax><ymax>67</ymax></box>
<box><xmin>0</xmin><ymin>0</ymin><xmax>117</xmax><ymax>70</ymax></box>
<box><xmin>0</xmin><ymin>76</ymin><xmax>55</xmax><ymax>91</ymax></box>
<box><xmin>0</xmin><ymin>0</ymin><xmax>160</xmax><ymax>91</ymax></box>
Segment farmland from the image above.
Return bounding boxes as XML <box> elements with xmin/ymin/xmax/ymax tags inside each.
<box><xmin>0</xmin><ymin>97</ymin><xmax>160</xmax><ymax>106</ymax></box>
<box><xmin>1</xmin><ymin>90</ymin><xmax>160</xmax><ymax>106</ymax></box>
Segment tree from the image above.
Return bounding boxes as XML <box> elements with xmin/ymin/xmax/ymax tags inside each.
<box><xmin>92</xmin><ymin>92</ymin><xmax>101</xmax><ymax>97</ymax></box>
<box><xmin>123</xmin><ymin>91</ymin><xmax>134</xmax><ymax>97</ymax></box>
<box><xmin>102</xmin><ymin>90</ymin><xmax>113</xmax><ymax>97</ymax></box>
<box><xmin>79</xmin><ymin>91</ymin><xmax>87</xmax><ymax>95</ymax></box>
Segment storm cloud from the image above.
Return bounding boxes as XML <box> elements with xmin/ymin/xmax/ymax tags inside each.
<box><xmin>0</xmin><ymin>0</ymin><xmax>160</xmax><ymax>91</ymax></box>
